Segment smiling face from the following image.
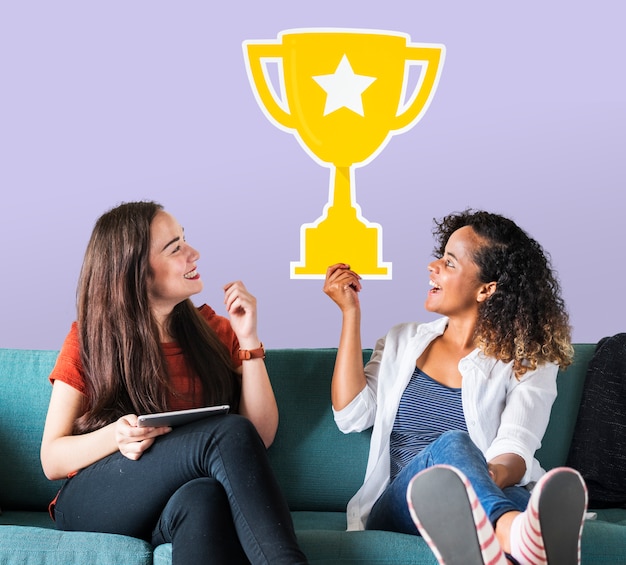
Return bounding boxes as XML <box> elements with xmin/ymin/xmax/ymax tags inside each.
<box><xmin>425</xmin><ymin>225</ymin><xmax>495</xmax><ymax>319</ymax></box>
<box><xmin>147</xmin><ymin>211</ymin><xmax>203</xmax><ymax>321</ymax></box>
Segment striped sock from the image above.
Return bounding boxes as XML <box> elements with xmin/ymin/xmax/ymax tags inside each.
<box><xmin>456</xmin><ymin>468</ymin><xmax>508</xmax><ymax>565</ymax></box>
<box><xmin>509</xmin><ymin>467</ymin><xmax>586</xmax><ymax>565</ymax></box>
<box><xmin>509</xmin><ymin>509</ymin><xmax>546</xmax><ymax>565</ymax></box>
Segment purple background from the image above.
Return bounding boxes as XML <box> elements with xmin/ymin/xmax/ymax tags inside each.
<box><xmin>1</xmin><ymin>2</ymin><xmax>624</xmax><ymax>351</ymax></box>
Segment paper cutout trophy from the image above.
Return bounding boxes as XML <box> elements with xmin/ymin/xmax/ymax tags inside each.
<box><xmin>243</xmin><ymin>29</ymin><xmax>445</xmax><ymax>278</ymax></box>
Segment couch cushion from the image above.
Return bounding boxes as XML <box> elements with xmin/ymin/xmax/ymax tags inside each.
<box><xmin>0</xmin><ymin>525</ymin><xmax>153</xmax><ymax>565</ymax></box>
<box><xmin>566</xmin><ymin>334</ymin><xmax>626</xmax><ymax>506</ymax></box>
<box><xmin>146</xmin><ymin>510</ymin><xmax>490</xmax><ymax>565</ymax></box>
<box><xmin>297</xmin><ymin>529</ymin><xmax>438</xmax><ymax>565</ymax></box>
<box><xmin>580</xmin><ymin>518</ymin><xmax>626</xmax><ymax>564</ymax></box>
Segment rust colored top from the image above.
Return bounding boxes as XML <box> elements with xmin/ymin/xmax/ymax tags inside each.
<box><xmin>49</xmin><ymin>304</ymin><xmax>241</xmax><ymax>410</ymax></box>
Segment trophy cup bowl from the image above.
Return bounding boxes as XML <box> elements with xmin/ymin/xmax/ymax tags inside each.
<box><xmin>244</xmin><ymin>29</ymin><xmax>445</xmax><ymax>278</ymax></box>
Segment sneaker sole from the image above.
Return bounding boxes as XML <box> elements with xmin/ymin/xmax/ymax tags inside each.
<box><xmin>407</xmin><ymin>466</ymin><xmax>486</xmax><ymax>565</ymax></box>
<box><xmin>537</xmin><ymin>468</ymin><xmax>587</xmax><ymax>564</ymax></box>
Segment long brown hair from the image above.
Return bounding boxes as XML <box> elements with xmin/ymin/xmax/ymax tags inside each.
<box><xmin>75</xmin><ymin>201</ymin><xmax>239</xmax><ymax>433</ymax></box>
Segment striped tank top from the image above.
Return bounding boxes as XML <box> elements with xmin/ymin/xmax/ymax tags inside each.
<box><xmin>389</xmin><ymin>367</ymin><xmax>467</xmax><ymax>480</ymax></box>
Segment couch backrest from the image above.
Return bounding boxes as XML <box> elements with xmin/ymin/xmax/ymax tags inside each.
<box><xmin>266</xmin><ymin>345</ymin><xmax>597</xmax><ymax>511</ymax></box>
<box><xmin>535</xmin><ymin>343</ymin><xmax>595</xmax><ymax>469</ymax></box>
<box><xmin>0</xmin><ymin>347</ymin><xmax>372</xmax><ymax>513</ymax></box>
<box><xmin>0</xmin><ymin>345</ymin><xmax>595</xmax><ymax>513</ymax></box>
<box><xmin>264</xmin><ymin>349</ymin><xmax>373</xmax><ymax>512</ymax></box>
<box><xmin>0</xmin><ymin>348</ymin><xmax>60</xmax><ymax>511</ymax></box>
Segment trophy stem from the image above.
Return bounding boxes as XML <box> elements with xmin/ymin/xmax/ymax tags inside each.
<box><xmin>330</xmin><ymin>166</ymin><xmax>355</xmax><ymax>214</ymax></box>
<box><xmin>291</xmin><ymin>163</ymin><xmax>391</xmax><ymax>278</ymax></box>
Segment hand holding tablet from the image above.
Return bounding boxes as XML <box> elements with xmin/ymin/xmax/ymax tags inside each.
<box><xmin>137</xmin><ymin>405</ymin><xmax>230</xmax><ymax>427</ymax></box>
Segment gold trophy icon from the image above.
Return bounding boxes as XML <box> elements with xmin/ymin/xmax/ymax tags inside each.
<box><xmin>243</xmin><ymin>29</ymin><xmax>445</xmax><ymax>278</ymax></box>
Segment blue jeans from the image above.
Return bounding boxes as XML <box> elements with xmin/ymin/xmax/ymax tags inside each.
<box><xmin>366</xmin><ymin>430</ymin><xmax>531</xmax><ymax>535</ymax></box>
<box><xmin>53</xmin><ymin>414</ymin><xmax>308</xmax><ymax>565</ymax></box>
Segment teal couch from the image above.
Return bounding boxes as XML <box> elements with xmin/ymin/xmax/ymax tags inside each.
<box><xmin>1</xmin><ymin>345</ymin><xmax>625</xmax><ymax>564</ymax></box>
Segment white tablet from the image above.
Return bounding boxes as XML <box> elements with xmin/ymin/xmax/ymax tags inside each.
<box><xmin>137</xmin><ymin>405</ymin><xmax>230</xmax><ymax>427</ymax></box>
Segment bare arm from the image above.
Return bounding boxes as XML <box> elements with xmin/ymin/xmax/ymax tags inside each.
<box><xmin>224</xmin><ymin>281</ymin><xmax>278</xmax><ymax>447</ymax></box>
<box><xmin>488</xmin><ymin>453</ymin><xmax>526</xmax><ymax>489</ymax></box>
<box><xmin>323</xmin><ymin>263</ymin><xmax>367</xmax><ymax>410</ymax></box>
<box><xmin>40</xmin><ymin>380</ymin><xmax>171</xmax><ymax>481</ymax></box>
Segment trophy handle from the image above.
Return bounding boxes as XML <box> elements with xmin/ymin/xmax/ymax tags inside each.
<box><xmin>244</xmin><ymin>43</ymin><xmax>295</xmax><ymax>130</ymax></box>
<box><xmin>392</xmin><ymin>45</ymin><xmax>445</xmax><ymax>131</ymax></box>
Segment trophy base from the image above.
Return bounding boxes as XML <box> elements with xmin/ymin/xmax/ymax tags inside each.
<box><xmin>290</xmin><ymin>209</ymin><xmax>391</xmax><ymax>279</ymax></box>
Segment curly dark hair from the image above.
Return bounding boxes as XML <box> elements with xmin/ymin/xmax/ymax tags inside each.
<box><xmin>432</xmin><ymin>209</ymin><xmax>573</xmax><ymax>377</ymax></box>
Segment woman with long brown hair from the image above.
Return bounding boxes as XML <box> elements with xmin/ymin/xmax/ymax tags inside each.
<box><xmin>323</xmin><ymin>209</ymin><xmax>587</xmax><ymax>565</ymax></box>
<box><xmin>41</xmin><ymin>201</ymin><xmax>308</xmax><ymax>565</ymax></box>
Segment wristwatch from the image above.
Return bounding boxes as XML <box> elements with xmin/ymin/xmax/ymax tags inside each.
<box><xmin>238</xmin><ymin>343</ymin><xmax>265</xmax><ymax>360</ymax></box>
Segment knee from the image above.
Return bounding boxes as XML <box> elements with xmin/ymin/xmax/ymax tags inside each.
<box><xmin>176</xmin><ymin>478</ymin><xmax>225</xmax><ymax>503</ymax></box>
<box><xmin>168</xmin><ymin>478</ymin><xmax>229</xmax><ymax>521</ymax></box>
<box><xmin>433</xmin><ymin>430</ymin><xmax>483</xmax><ymax>460</ymax></box>
<box><xmin>439</xmin><ymin>430</ymin><xmax>473</xmax><ymax>447</ymax></box>
<box><xmin>188</xmin><ymin>412</ymin><xmax>260</xmax><ymax>441</ymax></box>
<box><xmin>210</xmin><ymin>414</ymin><xmax>266</xmax><ymax>453</ymax></box>
<box><xmin>224</xmin><ymin>413</ymin><xmax>261</xmax><ymax>440</ymax></box>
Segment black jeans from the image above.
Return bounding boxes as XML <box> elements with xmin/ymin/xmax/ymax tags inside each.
<box><xmin>53</xmin><ymin>414</ymin><xmax>308</xmax><ymax>565</ymax></box>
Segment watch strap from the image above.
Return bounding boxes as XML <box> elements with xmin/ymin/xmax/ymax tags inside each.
<box><xmin>238</xmin><ymin>343</ymin><xmax>265</xmax><ymax>360</ymax></box>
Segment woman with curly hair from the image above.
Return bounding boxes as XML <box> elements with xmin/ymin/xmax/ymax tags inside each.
<box><xmin>41</xmin><ymin>201</ymin><xmax>308</xmax><ymax>565</ymax></box>
<box><xmin>323</xmin><ymin>209</ymin><xmax>587</xmax><ymax>565</ymax></box>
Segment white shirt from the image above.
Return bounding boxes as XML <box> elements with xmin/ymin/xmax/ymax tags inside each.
<box><xmin>333</xmin><ymin>317</ymin><xmax>558</xmax><ymax>531</ymax></box>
